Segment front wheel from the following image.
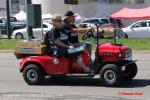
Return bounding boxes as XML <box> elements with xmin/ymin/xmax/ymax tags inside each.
<box><xmin>123</xmin><ymin>62</ymin><xmax>138</xmax><ymax>81</ymax></box>
<box><xmin>23</xmin><ymin>64</ymin><xmax>45</xmax><ymax>85</ymax></box>
<box><xmin>100</xmin><ymin>64</ymin><xmax>122</xmax><ymax>86</ymax></box>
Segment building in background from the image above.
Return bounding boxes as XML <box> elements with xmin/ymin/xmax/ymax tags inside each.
<box><xmin>0</xmin><ymin>0</ymin><xmax>25</xmax><ymax>17</ymax></box>
<box><xmin>0</xmin><ymin>0</ymin><xmax>150</xmax><ymax>20</ymax></box>
<box><xmin>32</xmin><ymin>0</ymin><xmax>150</xmax><ymax>18</ymax></box>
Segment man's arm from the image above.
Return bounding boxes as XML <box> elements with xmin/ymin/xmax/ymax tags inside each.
<box><xmin>64</xmin><ymin>24</ymin><xmax>91</xmax><ymax>34</ymax></box>
<box><xmin>68</xmin><ymin>41</ymin><xmax>73</xmax><ymax>46</ymax></box>
<box><xmin>72</xmin><ymin>28</ymin><xmax>92</xmax><ymax>34</ymax></box>
<box><xmin>53</xmin><ymin>29</ymin><xmax>69</xmax><ymax>48</ymax></box>
<box><xmin>54</xmin><ymin>38</ymin><xmax>69</xmax><ymax>48</ymax></box>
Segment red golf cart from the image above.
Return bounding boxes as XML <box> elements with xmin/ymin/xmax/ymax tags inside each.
<box><xmin>14</xmin><ymin>28</ymin><xmax>137</xmax><ymax>86</ymax></box>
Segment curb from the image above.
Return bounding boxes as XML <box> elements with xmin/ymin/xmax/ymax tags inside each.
<box><xmin>0</xmin><ymin>50</ymin><xmax>14</xmax><ymax>53</ymax></box>
<box><xmin>132</xmin><ymin>51</ymin><xmax>150</xmax><ymax>53</ymax></box>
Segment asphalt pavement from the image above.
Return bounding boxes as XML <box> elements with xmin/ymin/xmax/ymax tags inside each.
<box><xmin>0</xmin><ymin>52</ymin><xmax>149</xmax><ymax>100</ymax></box>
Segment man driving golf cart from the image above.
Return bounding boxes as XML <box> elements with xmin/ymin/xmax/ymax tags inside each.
<box><xmin>63</xmin><ymin>11</ymin><xmax>93</xmax><ymax>54</ymax></box>
<box><xmin>44</xmin><ymin>15</ymin><xmax>91</xmax><ymax>73</ymax></box>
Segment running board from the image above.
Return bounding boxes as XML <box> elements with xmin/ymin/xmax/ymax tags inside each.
<box><xmin>65</xmin><ymin>73</ymin><xmax>95</xmax><ymax>77</ymax></box>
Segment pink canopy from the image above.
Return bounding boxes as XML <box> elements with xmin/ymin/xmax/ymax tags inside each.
<box><xmin>111</xmin><ymin>7</ymin><xmax>150</xmax><ymax>20</ymax></box>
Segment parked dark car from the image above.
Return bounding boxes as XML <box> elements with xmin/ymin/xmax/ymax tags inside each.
<box><xmin>109</xmin><ymin>17</ymin><xmax>124</xmax><ymax>28</ymax></box>
<box><xmin>81</xmin><ymin>17</ymin><xmax>124</xmax><ymax>28</ymax></box>
<box><xmin>0</xmin><ymin>17</ymin><xmax>26</xmax><ymax>36</ymax></box>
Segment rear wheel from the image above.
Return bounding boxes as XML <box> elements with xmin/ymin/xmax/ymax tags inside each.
<box><xmin>100</xmin><ymin>64</ymin><xmax>122</xmax><ymax>86</ymax></box>
<box><xmin>23</xmin><ymin>64</ymin><xmax>45</xmax><ymax>85</ymax></box>
<box><xmin>15</xmin><ymin>33</ymin><xmax>24</xmax><ymax>39</ymax></box>
<box><xmin>123</xmin><ymin>62</ymin><xmax>137</xmax><ymax>81</ymax></box>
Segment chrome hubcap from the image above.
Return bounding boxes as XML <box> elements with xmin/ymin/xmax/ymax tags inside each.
<box><xmin>104</xmin><ymin>70</ymin><xmax>116</xmax><ymax>84</ymax></box>
<box><xmin>27</xmin><ymin>69</ymin><xmax>37</xmax><ymax>82</ymax></box>
<box><xmin>16</xmin><ymin>34</ymin><xmax>23</xmax><ymax>39</ymax></box>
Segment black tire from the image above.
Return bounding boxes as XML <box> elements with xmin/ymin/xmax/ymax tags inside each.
<box><xmin>15</xmin><ymin>33</ymin><xmax>24</xmax><ymax>39</ymax></box>
<box><xmin>100</xmin><ymin>64</ymin><xmax>122</xmax><ymax>86</ymax></box>
<box><xmin>23</xmin><ymin>64</ymin><xmax>45</xmax><ymax>85</ymax></box>
<box><xmin>123</xmin><ymin>63</ymin><xmax>138</xmax><ymax>81</ymax></box>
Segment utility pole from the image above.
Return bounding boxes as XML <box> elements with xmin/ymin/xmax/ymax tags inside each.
<box><xmin>69</xmin><ymin>5</ymin><xmax>73</xmax><ymax>10</ymax></box>
<box><xmin>6</xmin><ymin>0</ymin><xmax>11</xmax><ymax>39</ymax></box>
<box><xmin>26</xmin><ymin>0</ymin><xmax>34</xmax><ymax>40</ymax></box>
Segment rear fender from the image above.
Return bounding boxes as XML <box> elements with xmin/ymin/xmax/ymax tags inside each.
<box><xmin>20</xmin><ymin>57</ymin><xmax>47</xmax><ymax>74</ymax></box>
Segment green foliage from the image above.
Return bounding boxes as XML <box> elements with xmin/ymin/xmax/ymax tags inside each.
<box><xmin>0</xmin><ymin>38</ymin><xmax>150</xmax><ymax>51</ymax></box>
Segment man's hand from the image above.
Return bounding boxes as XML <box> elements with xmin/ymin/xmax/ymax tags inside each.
<box><xmin>69</xmin><ymin>46</ymin><xmax>74</xmax><ymax>49</ymax></box>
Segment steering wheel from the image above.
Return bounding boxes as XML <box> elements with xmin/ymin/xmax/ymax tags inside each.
<box><xmin>82</xmin><ymin>29</ymin><xmax>95</xmax><ymax>40</ymax></box>
<box><xmin>96</xmin><ymin>29</ymin><xmax>105</xmax><ymax>39</ymax></box>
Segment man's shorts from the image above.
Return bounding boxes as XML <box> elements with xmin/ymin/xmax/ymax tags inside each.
<box><xmin>73</xmin><ymin>42</ymin><xmax>92</xmax><ymax>55</ymax></box>
<box><xmin>57</xmin><ymin>46</ymin><xmax>83</xmax><ymax>58</ymax></box>
<box><xmin>57</xmin><ymin>46</ymin><xmax>68</xmax><ymax>57</ymax></box>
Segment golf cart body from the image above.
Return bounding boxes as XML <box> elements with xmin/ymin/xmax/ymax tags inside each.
<box><xmin>19</xmin><ymin>42</ymin><xmax>131</xmax><ymax>74</ymax></box>
<box><xmin>98</xmin><ymin>43</ymin><xmax>131</xmax><ymax>62</ymax></box>
<box><xmin>15</xmin><ymin>29</ymin><xmax>137</xmax><ymax>86</ymax></box>
<box><xmin>20</xmin><ymin>50</ymin><xmax>91</xmax><ymax>74</ymax></box>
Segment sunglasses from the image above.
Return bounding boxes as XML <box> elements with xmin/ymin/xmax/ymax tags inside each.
<box><xmin>54</xmin><ymin>20</ymin><xmax>62</xmax><ymax>22</ymax></box>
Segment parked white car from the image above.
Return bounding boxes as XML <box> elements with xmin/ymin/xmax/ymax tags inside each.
<box><xmin>42</xmin><ymin>18</ymin><xmax>52</xmax><ymax>24</ymax></box>
<box><xmin>122</xmin><ymin>20</ymin><xmax>150</xmax><ymax>38</ymax></box>
<box><xmin>11</xmin><ymin>23</ymin><xmax>53</xmax><ymax>39</ymax></box>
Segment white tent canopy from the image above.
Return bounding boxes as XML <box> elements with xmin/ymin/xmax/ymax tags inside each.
<box><xmin>13</xmin><ymin>10</ymin><xmax>26</xmax><ymax>21</ymax></box>
<box><xmin>14</xmin><ymin>11</ymin><xmax>52</xmax><ymax>21</ymax></box>
<box><xmin>75</xmin><ymin>13</ymin><xmax>82</xmax><ymax>23</ymax></box>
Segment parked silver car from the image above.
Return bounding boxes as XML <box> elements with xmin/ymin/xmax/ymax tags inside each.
<box><xmin>122</xmin><ymin>20</ymin><xmax>150</xmax><ymax>38</ymax></box>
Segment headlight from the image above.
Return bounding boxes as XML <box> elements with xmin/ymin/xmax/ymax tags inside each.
<box><xmin>125</xmin><ymin>49</ymin><xmax>132</xmax><ymax>60</ymax></box>
<box><xmin>118</xmin><ymin>53</ymin><xmax>122</xmax><ymax>58</ymax></box>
